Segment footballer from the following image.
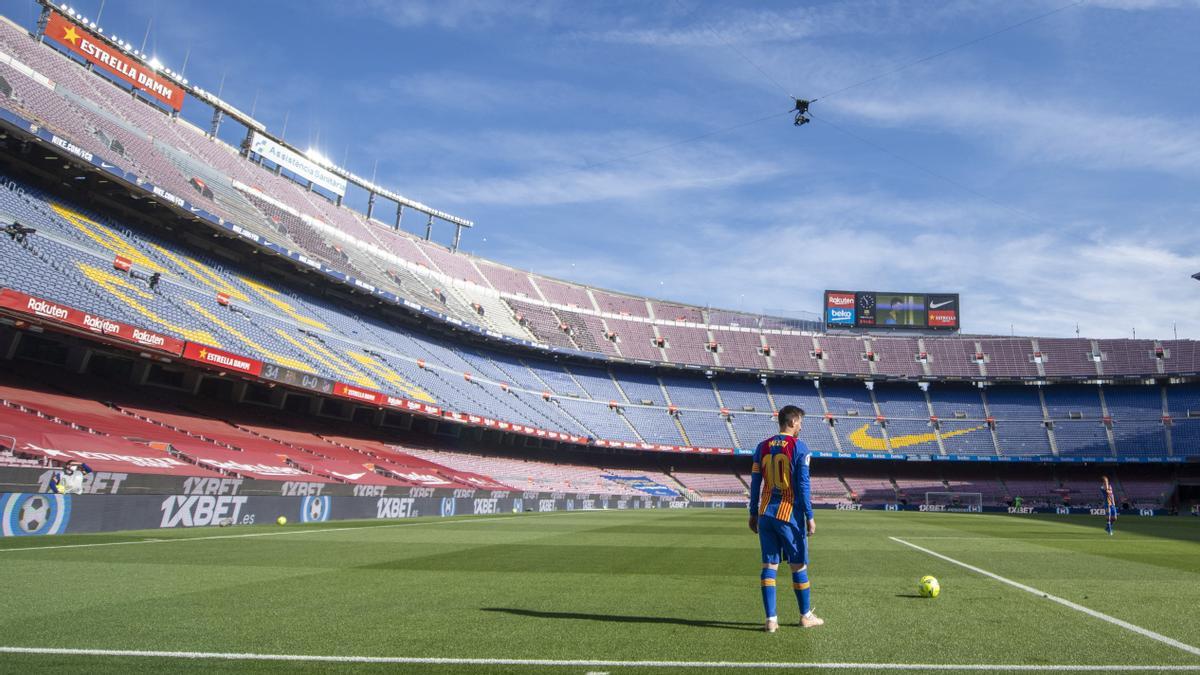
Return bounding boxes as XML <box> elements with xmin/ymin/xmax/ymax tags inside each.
<box><xmin>749</xmin><ymin>405</ymin><xmax>823</xmax><ymax>632</ymax></box>
<box><xmin>1102</xmin><ymin>475</ymin><xmax>1117</xmax><ymax>536</ymax></box>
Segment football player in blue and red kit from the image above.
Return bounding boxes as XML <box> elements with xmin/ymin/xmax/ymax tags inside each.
<box><xmin>749</xmin><ymin>405</ymin><xmax>823</xmax><ymax>633</ymax></box>
<box><xmin>1102</xmin><ymin>476</ymin><xmax>1117</xmax><ymax>536</ymax></box>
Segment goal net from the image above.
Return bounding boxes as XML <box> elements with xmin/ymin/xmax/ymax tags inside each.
<box><xmin>924</xmin><ymin>491</ymin><xmax>983</xmax><ymax>513</ymax></box>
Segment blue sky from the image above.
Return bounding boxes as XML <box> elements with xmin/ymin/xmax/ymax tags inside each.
<box><xmin>5</xmin><ymin>0</ymin><xmax>1200</xmax><ymax>339</ymax></box>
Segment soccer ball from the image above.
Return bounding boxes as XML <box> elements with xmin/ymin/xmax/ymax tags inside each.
<box><xmin>277</xmin><ymin>516</ymin><xmax>287</xmax><ymax>526</ymax></box>
<box><xmin>918</xmin><ymin>575</ymin><xmax>940</xmax><ymax>598</ymax></box>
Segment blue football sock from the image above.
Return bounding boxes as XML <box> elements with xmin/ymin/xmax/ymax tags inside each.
<box><xmin>793</xmin><ymin>568</ymin><xmax>811</xmax><ymax>615</ymax></box>
<box><xmin>760</xmin><ymin>568</ymin><xmax>777</xmax><ymax>619</ymax></box>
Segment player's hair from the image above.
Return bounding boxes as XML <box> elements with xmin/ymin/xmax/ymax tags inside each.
<box><xmin>778</xmin><ymin>405</ymin><xmax>805</xmax><ymax>430</ymax></box>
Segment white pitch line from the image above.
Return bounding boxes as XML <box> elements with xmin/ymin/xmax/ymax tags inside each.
<box><xmin>0</xmin><ymin>511</ymin><xmax>576</xmax><ymax>553</ymax></box>
<box><xmin>1</xmin><ymin>647</ymin><xmax>1199</xmax><ymax>671</ymax></box>
<box><xmin>890</xmin><ymin>536</ymin><xmax>1200</xmax><ymax>658</ymax></box>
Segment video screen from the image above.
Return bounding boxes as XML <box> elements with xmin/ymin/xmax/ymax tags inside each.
<box><xmin>824</xmin><ymin>291</ymin><xmax>959</xmax><ymax>330</ymax></box>
<box><xmin>874</xmin><ymin>294</ymin><xmax>926</xmax><ymax>328</ymax></box>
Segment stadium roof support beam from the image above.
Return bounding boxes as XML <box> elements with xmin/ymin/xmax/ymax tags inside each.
<box><xmin>210</xmin><ymin>108</ymin><xmax>223</xmax><ymax>137</ymax></box>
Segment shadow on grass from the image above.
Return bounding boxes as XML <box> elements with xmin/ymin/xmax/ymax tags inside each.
<box><xmin>894</xmin><ymin>593</ymin><xmax>926</xmax><ymax>599</ymax></box>
<box><xmin>482</xmin><ymin>607</ymin><xmax>763</xmax><ymax>632</ymax></box>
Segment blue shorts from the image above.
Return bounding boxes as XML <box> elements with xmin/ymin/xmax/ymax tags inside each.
<box><xmin>758</xmin><ymin>516</ymin><xmax>808</xmax><ymax>565</ymax></box>
<box><xmin>1108</xmin><ymin>506</ymin><xmax>1118</xmax><ymax>519</ymax></box>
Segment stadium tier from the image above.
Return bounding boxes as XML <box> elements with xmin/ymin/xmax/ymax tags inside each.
<box><xmin>0</xmin><ymin>170</ymin><xmax>1198</xmax><ymax>462</ymax></box>
<box><xmin>0</xmin><ymin>18</ymin><xmax>1196</xmax><ymax>379</ymax></box>
<box><xmin>0</xmin><ymin>13</ymin><xmax>1195</xmax><ymax>503</ymax></box>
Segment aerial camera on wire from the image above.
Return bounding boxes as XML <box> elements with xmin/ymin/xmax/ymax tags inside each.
<box><xmin>793</xmin><ymin>98</ymin><xmax>811</xmax><ymax>126</ymax></box>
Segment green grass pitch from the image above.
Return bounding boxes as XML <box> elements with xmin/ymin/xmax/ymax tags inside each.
<box><xmin>1</xmin><ymin>509</ymin><xmax>1199</xmax><ymax>674</ymax></box>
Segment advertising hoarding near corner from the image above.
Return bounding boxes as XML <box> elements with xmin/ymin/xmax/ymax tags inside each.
<box><xmin>824</xmin><ymin>291</ymin><xmax>959</xmax><ymax>331</ymax></box>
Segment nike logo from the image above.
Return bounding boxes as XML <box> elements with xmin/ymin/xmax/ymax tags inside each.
<box><xmin>929</xmin><ymin>300</ymin><xmax>954</xmax><ymax>309</ymax></box>
<box><xmin>848</xmin><ymin>423</ymin><xmax>987</xmax><ymax>451</ymax></box>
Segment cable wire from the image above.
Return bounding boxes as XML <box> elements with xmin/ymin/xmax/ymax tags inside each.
<box><xmin>562</xmin><ymin>110</ymin><xmax>792</xmax><ymax>176</ymax></box>
<box><xmin>671</xmin><ymin>0</ymin><xmax>795</xmax><ymax>98</ymax></box>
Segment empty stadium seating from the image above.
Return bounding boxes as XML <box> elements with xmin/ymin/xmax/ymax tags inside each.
<box><xmin>0</xmin><ymin>14</ymin><xmax>1192</xmax><ymax>505</ymax></box>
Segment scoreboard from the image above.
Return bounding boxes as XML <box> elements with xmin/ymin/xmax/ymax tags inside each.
<box><xmin>824</xmin><ymin>291</ymin><xmax>960</xmax><ymax>331</ymax></box>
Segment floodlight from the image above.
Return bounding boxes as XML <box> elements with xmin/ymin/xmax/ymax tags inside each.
<box><xmin>149</xmin><ymin>57</ymin><xmax>163</xmax><ymax>70</ymax></box>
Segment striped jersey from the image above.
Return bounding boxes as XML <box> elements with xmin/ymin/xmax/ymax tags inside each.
<box><xmin>1103</xmin><ymin>482</ymin><xmax>1115</xmax><ymax>508</ymax></box>
<box><xmin>749</xmin><ymin>434</ymin><xmax>813</xmax><ymax>524</ymax></box>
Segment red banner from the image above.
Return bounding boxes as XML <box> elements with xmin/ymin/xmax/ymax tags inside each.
<box><xmin>45</xmin><ymin>11</ymin><xmax>185</xmax><ymax>112</ymax></box>
<box><xmin>928</xmin><ymin>310</ymin><xmax>957</xmax><ymax>327</ymax></box>
<box><xmin>333</xmin><ymin>382</ymin><xmax>383</xmax><ymax>405</ymax></box>
<box><xmin>0</xmin><ymin>288</ymin><xmax>183</xmax><ymax>355</ymax></box>
<box><xmin>182</xmin><ymin>342</ymin><xmax>263</xmax><ymax>376</ymax></box>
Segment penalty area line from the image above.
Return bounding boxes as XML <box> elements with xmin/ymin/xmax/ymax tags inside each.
<box><xmin>890</xmin><ymin>536</ymin><xmax>1200</xmax><ymax>659</ymax></box>
<box><xmin>0</xmin><ymin>647</ymin><xmax>1199</xmax><ymax>671</ymax></box>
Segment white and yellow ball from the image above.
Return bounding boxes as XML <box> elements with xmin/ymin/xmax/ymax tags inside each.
<box><xmin>918</xmin><ymin>575</ymin><xmax>940</xmax><ymax>598</ymax></box>
<box><xmin>276</xmin><ymin>516</ymin><xmax>288</xmax><ymax>526</ymax></box>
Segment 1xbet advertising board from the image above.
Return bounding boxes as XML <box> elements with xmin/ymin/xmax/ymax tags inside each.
<box><xmin>823</xmin><ymin>291</ymin><xmax>959</xmax><ymax>331</ymax></box>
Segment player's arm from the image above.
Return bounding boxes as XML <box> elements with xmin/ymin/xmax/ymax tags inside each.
<box><xmin>748</xmin><ymin>449</ymin><xmax>762</xmax><ymax>533</ymax></box>
<box><xmin>80</xmin><ymin>463</ymin><xmax>93</xmax><ymax>474</ymax></box>
<box><xmin>793</xmin><ymin>446</ymin><xmax>814</xmax><ymax>534</ymax></box>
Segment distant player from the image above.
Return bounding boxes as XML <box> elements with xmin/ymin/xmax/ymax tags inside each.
<box><xmin>1102</xmin><ymin>476</ymin><xmax>1117</xmax><ymax>536</ymax></box>
<box><xmin>47</xmin><ymin>460</ymin><xmax>92</xmax><ymax>494</ymax></box>
<box><xmin>749</xmin><ymin>405</ymin><xmax>822</xmax><ymax>632</ymax></box>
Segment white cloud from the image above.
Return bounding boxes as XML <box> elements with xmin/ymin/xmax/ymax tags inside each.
<box><xmin>491</xmin><ymin>189</ymin><xmax>1200</xmax><ymax>339</ymax></box>
<box><xmin>353</xmin><ymin>0</ymin><xmax>560</xmax><ymax>29</ymax></box>
<box><xmin>372</xmin><ymin>73</ymin><xmax>577</xmax><ymax>111</ymax></box>
<box><xmin>1087</xmin><ymin>0</ymin><xmax>1200</xmax><ymax>8</ymax></box>
<box><xmin>581</xmin><ymin>1</ymin><xmax>972</xmax><ymax>47</ymax></box>
<box><xmin>824</xmin><ymin>85</ymin><xmax>1200</xmax><ymax>176</ymax></box>
<box><xmin>375</xmin><ymin>129</ymin><xmax>783</xmax><ymax>207</ymax></box>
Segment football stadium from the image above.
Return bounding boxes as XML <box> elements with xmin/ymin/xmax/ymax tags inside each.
<box><xmin>0</xmin><ymin>1</ymin><xmax>1198</xmax><ymax>672</ymax></box>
